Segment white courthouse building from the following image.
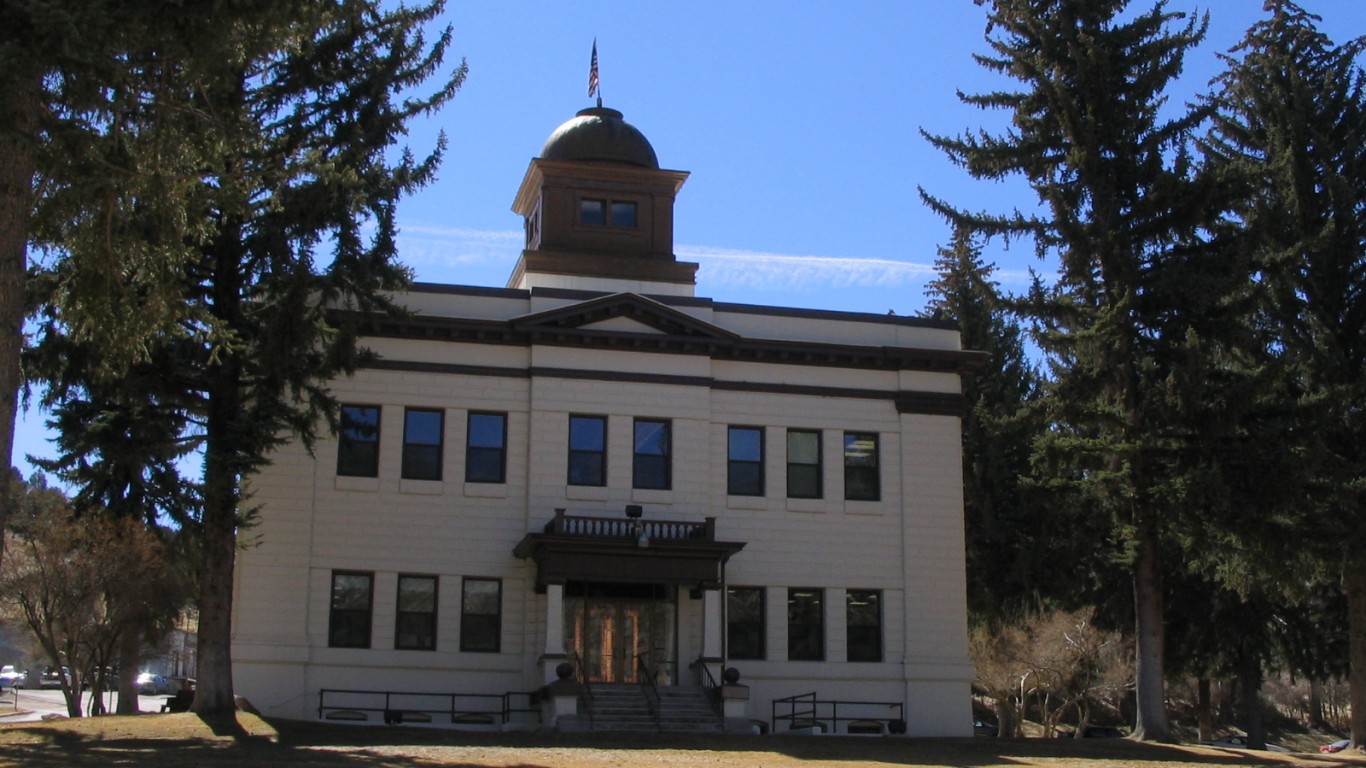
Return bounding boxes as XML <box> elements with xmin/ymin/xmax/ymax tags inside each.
<box><xmin>231</xmin><ymin>104</ymin><xmax>981</xmax><ymax>736</ymax></box>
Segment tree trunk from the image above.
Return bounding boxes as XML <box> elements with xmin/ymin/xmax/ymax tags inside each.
<box><xmin>1307</xmin><ymin>679</ymin><xmax>1324</xmax><ymax>729</ymax></box>
<box><xmin>1347</xmin><ymin>558</ymin><xmax>1366</xmax><ymax>749</ymax></box>
<box><xmin>115</xmin><ymin>632</ymin><xmax>140</xmax><ymax>715</ymax></box>
<box><xmin>994</xmin><ymin>697</ymin><xmax>1016</xmax><ymax>739</ymax></box>
<box><xmin>0</xmin><ymin>65</ymin><xmax>39</xmax><ymax>571</ymax></box>
<box><xmin>1239</xmin><ymin>654</ymin><xmax>1265</xmax><ymax>750</ymax></box>
<box><xmin>192</xmin><ymin>408</ymin><xmax>238</xmax><ymax>715</ymax></box>
<box><xmin>1197</xmin><ymin>678</ymin><xmax>1213</xmax><ymax>742</ymax></box>
<box><xmin>1131</xmin><ymin>504</ymin><xmax>1170</xmax><ymax>741</ymax></box>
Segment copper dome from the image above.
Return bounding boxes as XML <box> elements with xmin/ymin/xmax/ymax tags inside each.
<box><xmin>540</xmin><ymin>106</ymin><xmax>659</xmax><ymax>169</ymax></box>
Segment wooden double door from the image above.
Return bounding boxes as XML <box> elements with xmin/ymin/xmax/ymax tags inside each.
<box><xmin>565</xmin><ymin>583</ymin><xmax>675</xmax><ymax>684</ymax></box>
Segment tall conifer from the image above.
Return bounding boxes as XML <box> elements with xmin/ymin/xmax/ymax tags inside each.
<box><xmin>921</xmin><ymin>0</ymin><xmax>1218</xmax><ymax>740</ymax></box>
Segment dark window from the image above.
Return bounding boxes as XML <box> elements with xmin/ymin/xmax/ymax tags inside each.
<box><xmin>727</xmin><ymin>587</ymin><xmax>766</xmax><ymax>660</ymax></box>
<box><xmin>846</xmin><ymin>589</ymin><xmax>883</xmax><ymax>662</ymax></box>
<box><xmin>396</xmin><ymin>575</ymin><xmax>437</xmax><ymax>651</ymax></box>
<box><xmin>787</xmin><ymin>588</ymin><xmax>824</xmax><ymax>661</ymax></box>
<box><xmin>329</xmin><ymin>571</ymin><xmax>373</xmax><ymax>648</ymax></box>
<box><xmin>465</xmin><ymin>412</ymin><xmax>507</xmax><ymax>483</ymax></box>
<box><xmin>579</xmin><ymin>198</ymin><xmax>606</xmax><ymax>225</ymax></box>
<box><xmin>786</xmin><ymin>429</ymin><xmax>822</xmax><ymax>498</ymax></box>
<box><xmin>610</xmin><ymin>201</ymin><xmax>637</xmax><ymax>227</ymax></box>
<box><xmin>337</xmin><ymin>405</ymin><xmax>380</xmax><ymax>477</ymax></box>
<box><xmin>401</xmin><ymin>409</ymin><xmax>443</xmax><ymax>481</ymax></box>
<box><xmin>568</xmin><ymin>415</ymin><xmax>607</xmax><ymax>486</ymax></box>
<box><xmin>633</xmin><ymin>419</ymin><xmax>671</xmax><ymax>490</ymax></box>
<box><xmin>728</xmin><ymin>426</ymin><xmax>764</xmax><ymax>496</ymax></box>
<box><xmin>461</xmin><ymin>578</ymin><xmax>502</xmax><ymax>653</ymax></box>
<box><xmin>844</xmin><ymin>432</ymin><xmax>880</xmax><ymax>501</ymax></box>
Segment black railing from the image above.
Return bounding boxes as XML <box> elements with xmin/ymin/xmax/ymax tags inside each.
<box><xmin>568</xmin><ymin>650</ymin><xmax>594</xmax><ymax>728</ymax></box>
<box><xmin>771</xmin><ymin>691</ymin><xmax>905</xmax><ymax>735</ymax></box>
<box><xmin>695</xmin><ymin>661</ymin><xmax>724</xmax><ymax>717</ymax></box>
<box><xmin>543</xmin><ymin>509</ymin><xmax>716</xmax><ymax>542</ymax></box>
<box><xmin>317</xmin><ymin>688</ymin><xmax>537</xmax><ymax>726</ymax></box>
<box><xmin>635</xmin><ymin>653</ymin><xmax>661</xmax><ymax>725</ymax></box>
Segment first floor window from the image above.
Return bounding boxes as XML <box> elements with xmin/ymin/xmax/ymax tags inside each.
<box><xmin>786</xmin><ymin>429</ymin><xmax>822</xmax><ymax>498</ymax></box>
<box><xmin>568</xmin><ymin>415</ymin><xmax>607</xmax><ymax>486</ymax></box>
<box><xmin>633</xmin><ymin>419</ymin><xmax>671</xmax><ymax>490</ymax></box>
<box><xmin>787</xmin><ymin>587</ymin><xmax>824</xmax><ymax>661</ymax></box>
<box><xmin>728</xmin><ymin>426</ymin><xmax>764</xmax><ymax>496</ymax></box>
<box><xmin>402</xmin><ymin>409</ymin><xmax>444</xmax><ymax>480</ymax></box>
<box><xmin>329</xmin><ymin>571</ymin><xmax>373</xmax><ymax>648</ymax></box>
<box><xmin>466</xmin><ymin>412</ymin><xmax>507</xmax><ymax>483</ymax></box>
<box><xmin>727</xmin><ymin>587</ymin><xmax>766</xmax><ymax>660</ymax></box>
<box><xmin>396</xmin><ymin>575</ymin><xmax>437</xmax><ymax>651</ymax></box>
<box><xmin>461</xmin><ymin>578</ymin><xmax>502</xmax><ymax>652</ymax></box>
<box><xmin>844</xmin><ymin>432</ymin><xmax>880</xmax><ymax>501</ymax></box>
<box><xmin>846</xmin><ymin>589</ymin><xmax>883</xmax><ymax>662</ymax></box>
<box><xmin>337</xmin><ymin>405</ymin><xmax>380</xmax><ymax>477</ymax></box>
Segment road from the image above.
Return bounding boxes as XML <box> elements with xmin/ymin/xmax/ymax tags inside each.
<box><xmin>0</xmin><ymin>686</ymin><xmax>169</xmax><ymax>723</ymax></box>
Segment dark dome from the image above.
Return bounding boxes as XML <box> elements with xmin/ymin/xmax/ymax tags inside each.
<box><xmin>540</xmin><ymin>106</ymin><xmax>659</xmax><ymax>169</ymax></box>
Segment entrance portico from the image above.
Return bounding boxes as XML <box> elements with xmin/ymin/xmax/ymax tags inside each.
<box><xmin>513</xmin><ymin>508</ymin><xmax>745</xmax><ymax>687</ymax></box>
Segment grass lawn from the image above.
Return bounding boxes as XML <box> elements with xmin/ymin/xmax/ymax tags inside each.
<box><xmin>0</xmin><ymin>714</ymin><xmax>1360</xmax><ymax>768</ymax></box>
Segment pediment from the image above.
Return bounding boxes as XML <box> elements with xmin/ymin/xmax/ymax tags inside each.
<box><xmin>511</xmin><ymin>293</ymin><xmax>740</xmax><ymax>340</ymax></box>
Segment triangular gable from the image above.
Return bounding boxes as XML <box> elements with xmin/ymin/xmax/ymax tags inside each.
<box><xmin>511</xmin><ymin>293</ymin><xmax>740</xmax><ymax>340</ymax></box>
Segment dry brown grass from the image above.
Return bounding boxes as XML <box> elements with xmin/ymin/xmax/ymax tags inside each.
<box><xmin>0</xmin><ymin>713</ymin><xmax>1360</xmax><ymax>768</ymax></box>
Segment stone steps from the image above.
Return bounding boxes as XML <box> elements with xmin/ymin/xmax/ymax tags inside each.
<box><xmin>583</xmin><ymin>685</ymin><xmax>722</xmax><ymax>733</ymax></box>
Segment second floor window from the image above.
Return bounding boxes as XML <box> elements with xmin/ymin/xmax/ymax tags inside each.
<box><xmin>401</xmin><ymin>409</ymin><xmax>443</xmax><ymax>481</ymax></box>
<box><xmin>728</xmin><ymin>426</ymin><xmax>764</xmax><ymax>496</ymax></box>
<box><xmin>633</xmin><ymin>419</ymin><xmax>671</xmax><ymax>490</ymax></box>
<box><xmin>844</xmin><ymin>432</ymin><xmax>880</xmax><ymax>501</ymax></box>
<box><xmin>568</xmin><ymin>415</ymin><xmax>607</xmax><ymax>486</ymax></box>
<box><xmin>466</xmin><ymin>412</ymin><xmax>507</xmax><ymax>484</ymax></box>
<box><xmin>786</xmin><ymin>429</ymin><xmax>822</xmax><ymax>499</ymax></box>
<box><xmin>337</xmin><ymin>405</ymin><xmax>380</xmax><ymax>477</ymax></box>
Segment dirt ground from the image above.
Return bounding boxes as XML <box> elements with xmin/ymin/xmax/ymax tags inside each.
<box><xmin>0</xmin><ymin>713</ymin><xmax>1360</xmax><ymax>768</ymax></box>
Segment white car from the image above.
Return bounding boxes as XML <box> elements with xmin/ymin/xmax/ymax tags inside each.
<box><xmin>0</xmin><ymin>666</ymin><xmax>22</xmax><ymax>687</ymax></box>
<box><xmin>135</xmin><ymin>673</ymin><xmax>170</xmax><ymax>695</ymax></box>
<box><xmin>1201</xmin><ymin>735</ymin><xmax>1290</xmax><ymax>753</ymax></box>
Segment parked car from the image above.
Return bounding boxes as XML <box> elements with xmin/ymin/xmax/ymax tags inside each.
<box><xmin>135</xmin><ymin>673</ymin><xmax>170</xmax><ymax>695</ymax></box>
<box><xmin>0</xmin><ymin>666</ymin><xmax>23</xmax><ymax>688</ymax></box>
<box><xmin>1320</xmin><ymin>739</ymin><xmax>1350</xmax><ymax>753</ymax></box>
<box><xmin>973</xmin><ymin>718</ymin><xmax>998</xmax><ymax>737</ymax></box>
<box><xmin>21</xmin><ymin>667</ymin><xmax>69</xmax><ymax>689</ymax></box>
<box><xmin>1202</xmin><ymin>734</ymin><xmax>1290</xmax><ymax>752</ymax></box>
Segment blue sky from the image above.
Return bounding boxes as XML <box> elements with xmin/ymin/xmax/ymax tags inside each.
<box><xmin>14</xmin><ymin>1</ymin><xmax>1365</xmax><ymax>480</ymax></box>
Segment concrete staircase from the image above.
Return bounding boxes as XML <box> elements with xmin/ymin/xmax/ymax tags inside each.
<box><xmin>583</xmin><ymin>685</ymin><xmax>723</xmax><ymax>733</ymax></box>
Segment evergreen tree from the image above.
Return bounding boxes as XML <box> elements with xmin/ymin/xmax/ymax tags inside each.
<box><xmin>30</xmin><ymin>1</ymin><xmax>465</xmax><ymax>713</ymax></box>
<box><xmin>920</xmin><ymin>0</ymin><xmax>1221</xmax><ymax>740</ymax></box>
<box><xmin>1202</xmin><ymin>1</ymin><xmax>1366</xmax><ymax>748</ymax></box>
<box><xmin>923</xmin><ymin>227</ymin><xmax>1052</xmax><ymax>620</ymax></box>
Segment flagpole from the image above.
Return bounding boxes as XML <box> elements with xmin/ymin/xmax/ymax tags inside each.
<box><xmin>588</xmin><ymin>38</ymin><xmax>602</xmax><ymax>107</ymax></box>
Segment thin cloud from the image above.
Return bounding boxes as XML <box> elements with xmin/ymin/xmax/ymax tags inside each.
<box><xmin>393</xmin><ymin>226</ymin><xmax>1031</xmax><ymax>292</ymax></box>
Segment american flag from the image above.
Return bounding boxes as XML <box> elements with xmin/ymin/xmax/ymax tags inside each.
<box><xmin>588</xmin><ymin>39</ymin><xmax>599</xmax><ymax>98</ymax></box>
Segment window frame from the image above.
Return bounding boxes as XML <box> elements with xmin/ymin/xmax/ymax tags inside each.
<box><xmin>786</xmin><ymin>429</ymin><xmax>822</xmax><ymax>499</ymax></box>
<box><xmin>568</xmin><ymin>414</ymin><xmax>608</xmax><ymax>486</ymax></box>
<box><xmin>632</xmin><ymin>418</ymin><xmax>672</xmax><ymax>490</ymax></box>
<box><xmin>328</xmin><ymin>571</ymin><xmax>374</xmax><ymax>649</ymax></box>
<box><xmin>843</xmin><ymin>431</ymin><xmax>881</xmax><ymax>501</ymax></box>
<box><xmin>727</xmin><ymin>586</ymin><xmax>766</xmax><ymax>660</ymax></box>
<box><xmin>460</xmin><ymin>577</ymin><xmax>503</xmax><ymax>653</ymax></box>
<box><xmin>401</xmin><ymin>408</ymin><xmax>444</xmax><ymax>481</ymax></box>
<box><xmin>395</xmin><ymin>574</ymin><xmax>438</xmax><ymax>651</ymax></box>
<box><xmin>465</xmin><ymin>411</ymin><xmax>508</xmax><ymax>484</ymax></box>
<box><xmin>578</xmin><ymin>196</ymin><xmax>639</xmax><ymax>229</ymax></box>
<box><xmin>337</xmin><ymin>405</ymin><xmax>381</xmax><ymax>478</ymax></box>
<box><xmin>727</xmin><ymin>426</ymin><xmax>765</xmax><ymax>496</ymax></box>
<box><xmin>846</xmin><ymin>589</ymin><xmax>883</xmax><ymax>663</ymax></box>
<box><xmin>787</xmin><ymin>587</ymin><xmax>825</xmax><ymax>661</ymax></box>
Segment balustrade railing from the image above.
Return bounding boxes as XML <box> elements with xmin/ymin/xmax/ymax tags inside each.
<box><xmin>543</xmin><ymin>509</ymin><xmax>715</xmax><ymax>542</ymax></box>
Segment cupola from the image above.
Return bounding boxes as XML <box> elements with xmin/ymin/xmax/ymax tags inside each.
<box><xmin>508</xmin><ymin>106</ymin><xmax>697</xmax><ymax>295</ymax></box>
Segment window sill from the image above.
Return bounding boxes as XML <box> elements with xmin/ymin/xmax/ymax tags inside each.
<box><xmin>334</xmin><ymin>476</ymin><xmax>379</xmax><ymax>493</ymax></box>
<box><xmin>726</xmin><ymin>495</ymin><xmax>768</xmax><ymax>510</ymax></box>
<box><xmin>631</xmin><ymin>488</ymin><xmax>673</xmax><ymax>505</ymax></box>
<box><xmin>400</xmin><ymin>479</ymin><xmax>445</xmax><ymax>496</ymax></box>
<box><xmin>843</xmin><ymin>500</ymin><xmax>886</xmax><ymax>516</ymax></box>
<box><xmin>785</xmin><ymin>498</ymin><xmax>826</xmax><ymax>514</ymax></box>
<box><xmin>464</xmin><ymin>482</ymin><xmax>508</xmax><ymax>498</ymax></box>
<box><xmin>566</xmin><ymin>484</ymin><xmax>609</xmax><ymax>501</ymax></box>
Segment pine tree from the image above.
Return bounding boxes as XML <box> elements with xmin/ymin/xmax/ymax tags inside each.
<box><xmin>30</xmin><ymin>0</ymin><xmax>465</xmax><ymax>714</ymax></box>
<box><xmin>923</xmin><ymin>227</ymin><xmax>1053</xmax><ymax>620</ymax></box>
<box><xmin>920</xmin><ymin>0</ymin><xmax>1220</xmax><ymax>740</ymax></box>
<box><xmin>1203</xmin><ymin>1</ymin><xmax>1366</xmax><ymax>748</ymax></box>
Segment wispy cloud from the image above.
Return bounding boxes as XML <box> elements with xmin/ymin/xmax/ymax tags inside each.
<box><xmin>394</xmin><ymin>225</ymin><xmax>1031</xmax><ymax>293</ymax></box>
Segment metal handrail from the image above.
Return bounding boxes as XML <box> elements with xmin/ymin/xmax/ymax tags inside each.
<box><xmin>635</xmin><ymin>653</ymin><xmax>661</xmax><ymax>724</ymax></box>
<box><xmin>771</xmin><ymin>691</ymin><xmax>904</xmax><ymax>734</ymax></box>
<box><xmin>317</xmin><ymin>687</ymin><xmax>538</xmax><ymax>725</ymax></box>
<box><xmin>568</xmin><ymin>651</ymin><xmax>594</xmax><ymax>728</ymax></box>
<box><xmin>695</xmin><ymin>661</ymin><xmax>724</xmax><ymax>717</ymax></box>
